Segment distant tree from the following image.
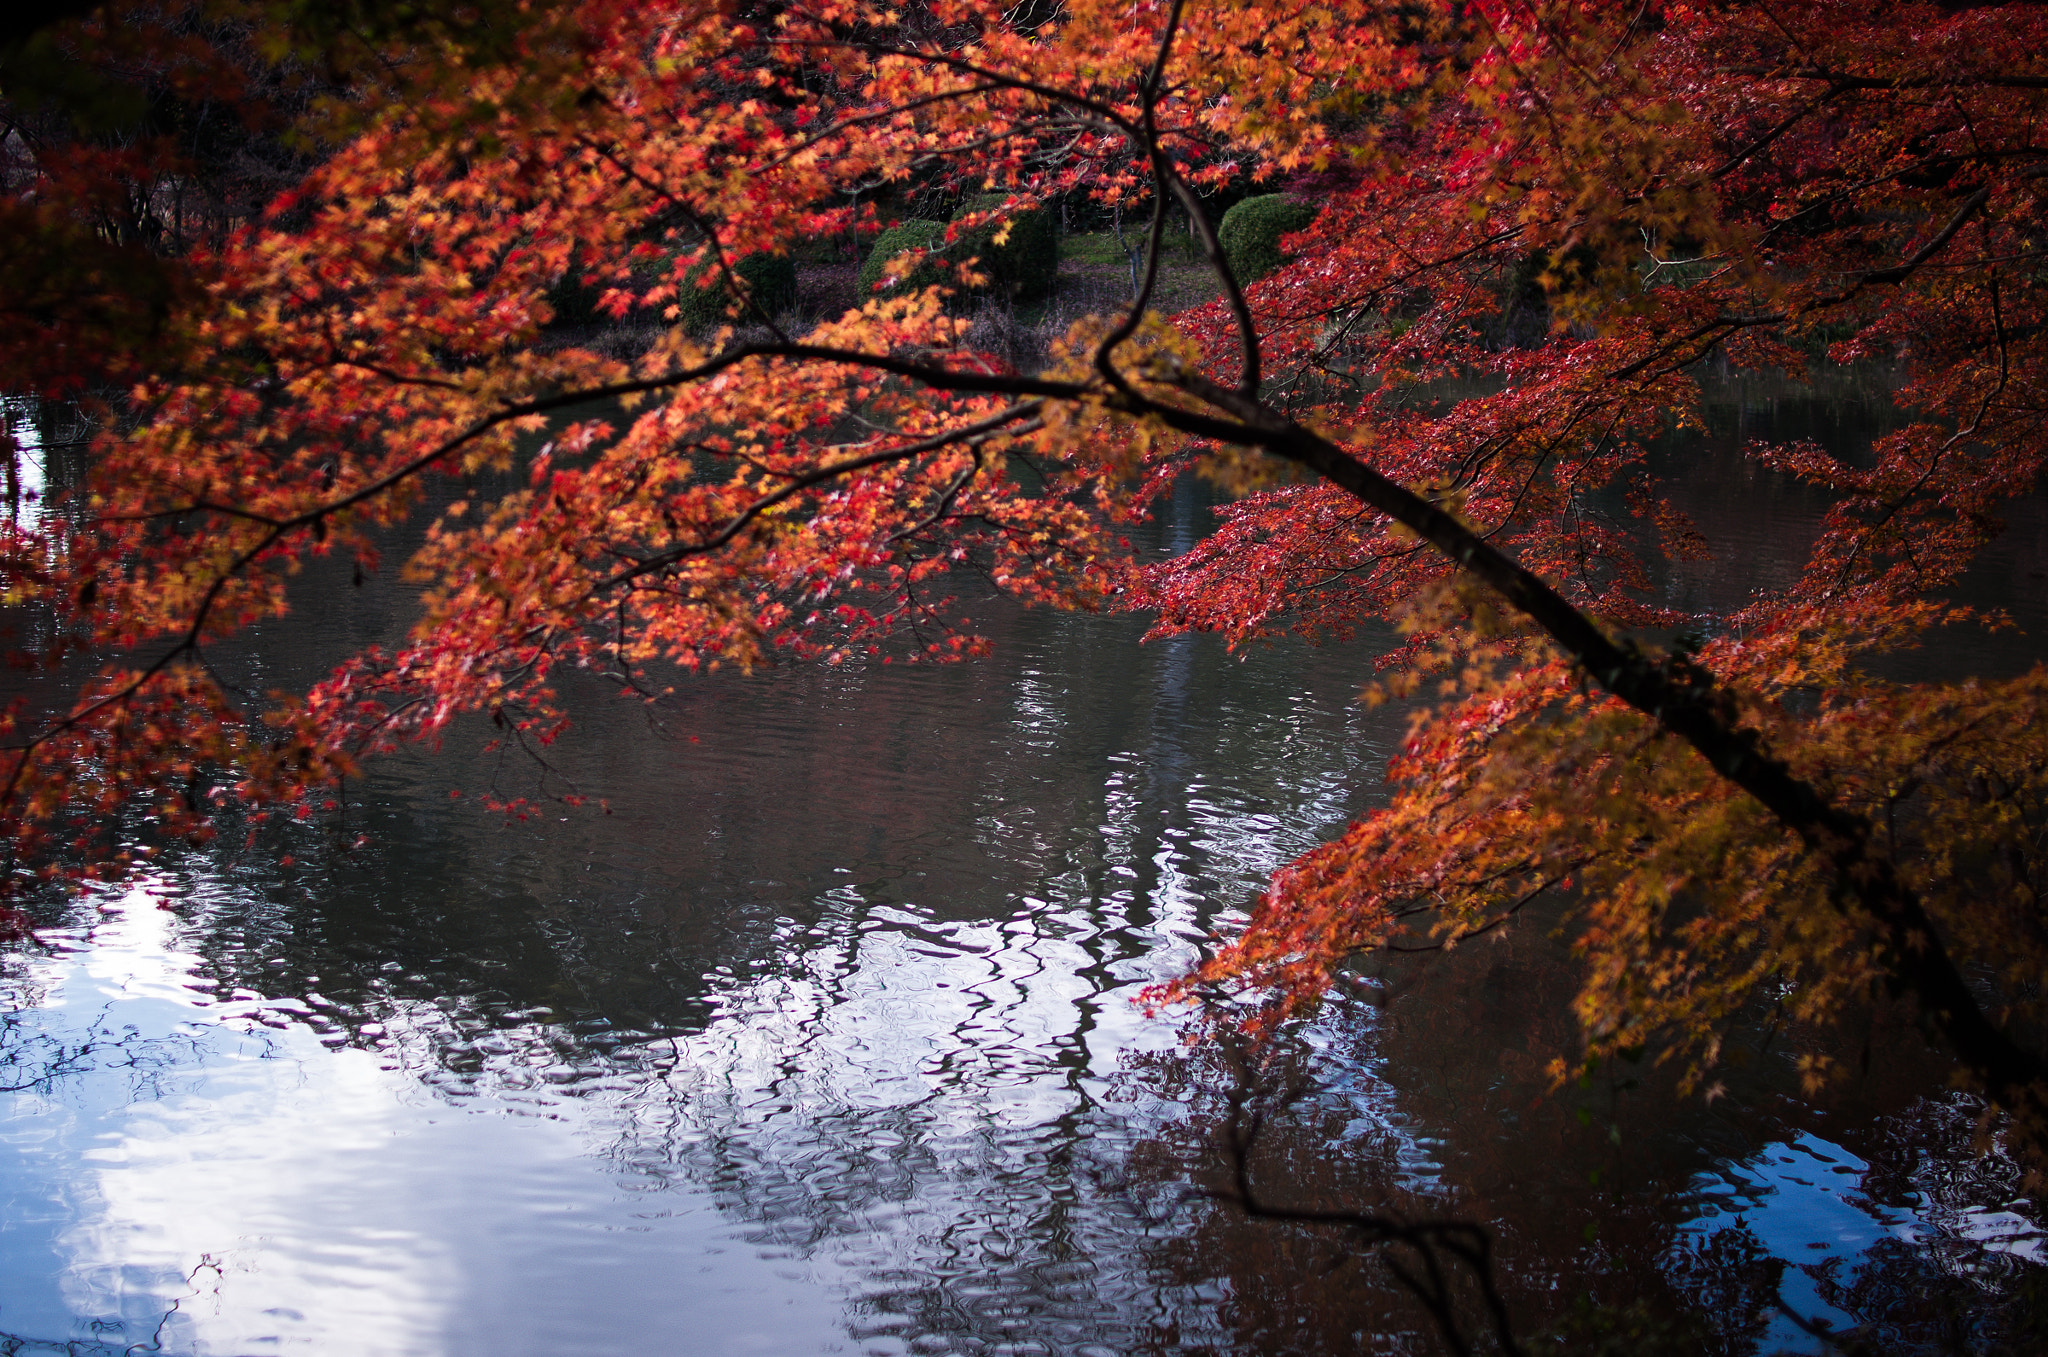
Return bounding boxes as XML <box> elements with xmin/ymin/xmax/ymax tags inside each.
<box><xmin>0</xmin><ymin>0</ymin><xmax>569</xmax><ymax>393</ymax></box>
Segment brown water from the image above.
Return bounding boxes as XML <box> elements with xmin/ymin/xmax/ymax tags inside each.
<box><xmin>0</xmin><ymin>378</ymin><xmax>2041</xmax><ymax>1356</ymax></box>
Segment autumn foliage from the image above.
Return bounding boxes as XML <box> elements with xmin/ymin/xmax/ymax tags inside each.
<box><xmin>4</xmin><ymin>1</ymin><xmax>2048</xmax><ymax>1158</ymax></box>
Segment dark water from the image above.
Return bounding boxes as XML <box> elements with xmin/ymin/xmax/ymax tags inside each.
<box><xmin>0</xmin><ymin>379</ymin><xmax>2042</xmax><ymax>1356</ymax></box>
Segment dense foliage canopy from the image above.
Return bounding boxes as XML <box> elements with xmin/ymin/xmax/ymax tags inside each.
<box><xmin>4</xmin><ymin>0</ymin><xmax>2048</xmax><ymax>1171</ymax></box>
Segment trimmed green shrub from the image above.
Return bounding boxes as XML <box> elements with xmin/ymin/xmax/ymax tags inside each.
<box><xmin>949</xmin><ymin>195</ymin><xmax>1057</xmax><ymax>303</ymax></box>
<box><xmin>543</xmin><ymin>262</ymin><xmax>610</xmax><ymax>328</ymax></box>
<box><xmin>544</xmin><ymin>249</ymin><xmax>796</xmax><ymax>331</ymax></box>
<box><xmin>1216</xmin><ymin>194</ymin><xmax>1319</xmax><ymax>283</ymax></box>
<box><xmin>856</xmin><ymin>198</ymin><xmax>1057</xmax><ymax>304</ymax></box>
<box><xmin>676</xmin><ymin>251</ymin><xmax>797</xmax><ymax>331</ymax></box>
<box><xmin>857</xmin><ymin>218</ymin><xmax>951</xmax><ymax>298</ymax></box>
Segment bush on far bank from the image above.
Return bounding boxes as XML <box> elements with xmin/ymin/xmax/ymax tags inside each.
<box><xmin>1217</xmin><ymin>194</ymin><xmax>1318</xmax><ymax>283</ymax></box>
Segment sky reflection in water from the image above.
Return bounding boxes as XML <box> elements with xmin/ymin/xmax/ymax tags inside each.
<box><xmin>1</xmin><ymin>885</ymin><xmax>846</xmax><ymax>1356</ymax></box>
<box><xmin>0</xmin><ymin>374</ymin><xmax>2043</xmax><ymax>1354</ymax></box>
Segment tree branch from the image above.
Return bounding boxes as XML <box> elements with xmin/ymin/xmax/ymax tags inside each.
<box><xmin>1151</xmin><ymin>368</ymin><xmax>2048</xmax><ymax>1142</ymax></box>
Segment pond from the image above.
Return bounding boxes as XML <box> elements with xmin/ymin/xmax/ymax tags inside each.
<box><xmin>0</xmin><ymin>375</ymin><xmax>2043</xmax><ymax>1355</ymax></box>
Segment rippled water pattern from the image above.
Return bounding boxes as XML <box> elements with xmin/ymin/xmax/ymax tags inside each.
<box><xmin>0</xmin><ymin>588</ymin><xmax>1414</xmax><ymax>1355</ymax></box>
<box><xmin>1</xmin><ymin>378</ymin><xmax>2043</xmax><ymax>1354</ymax></box>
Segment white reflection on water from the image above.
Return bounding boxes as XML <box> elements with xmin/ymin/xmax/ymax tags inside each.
<box><xmin>1677</xmin><ymin>1129</ymin><xmax>2045</xmax><ymax>1353</ymax></box>
<box><xmin>0</xmin><ymin>884</ymin><xmax>842</xmax><ymax>1357</ymax></box>
<box><xmin>0</xmin><ymin>614</ymin><xmax>1409</xmax><ymax>1357</ymax></box>
<box><xmin>0</xmin><ymin>393</ymin><xmax>50</xmax><ymax>529</ymax></box>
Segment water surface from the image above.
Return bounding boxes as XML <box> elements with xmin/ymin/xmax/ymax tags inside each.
<box><xmin>1</xmin><ymin>378</ymin><xmax>2042</xmax><ymax>1355</ymax></box>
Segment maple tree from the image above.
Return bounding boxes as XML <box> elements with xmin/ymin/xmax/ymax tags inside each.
<box><xmin>4</xmin><ymin>0</ymin><xmax>2048</xmax><ymax>1173</ymax></box>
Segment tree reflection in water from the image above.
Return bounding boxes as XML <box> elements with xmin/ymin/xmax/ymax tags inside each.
<box><xmin>1119</xmin><ymin>925</ymin><xmax>2047</xmax><ymax>1354</ymax></box>
<box><xmin>1</xmin><ymin>377</ymin><xmax>2045</xmax><ymax>1351</ymax></box>
<box><xmin>3</xmin><ymin>840</ymin><xmax>2044</xmax><ymax>1353</ymax></box>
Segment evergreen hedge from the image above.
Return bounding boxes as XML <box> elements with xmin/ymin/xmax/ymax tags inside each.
<box><xmin>676</xmin><ymin>251</ymin><xmax>797</xmax><ymax>331</ymax></box>
<box><xmin>542</xmin><ymin>262</ymin><xmax>611</xmax><ymax>328</ymax></box>
<box><xmin>857</xmin><ymin>197</ymin><xmax>1057</xmax><ymax>304</ymax></box>
<box><xmin>547</xmin><ymin>250</ymin><xmax>796</xmax><ymax>331</ymax></box>
<box><xmin>856</xmin><ymin>218</ymin><xmax>951</xmax><ymax>298</ymax></box>
<box><xmin>1216</xmin><ymin>194</ymin><xmax>1319</xmax><ymax>283</ymax></box>
<box><xmin>949</xmin><ymin>195</ymin><xmax>1057</xmax><ymax>303</ymax></box>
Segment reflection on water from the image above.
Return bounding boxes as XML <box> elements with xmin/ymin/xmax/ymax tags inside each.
<box><xmin>0</xmin><ymin>394</ymin><xmax>53</xmax><ymax>528</ymax></box>
<box><xmin>0</xmin><ymin>886</ymin><xmax>846</xmax><ymax>1356</ymax></box>
<box><xmin>0</xmin><ymin>377</ymin><xmax>2043</xmax><ymax>1354</ymax></box>
<box><xmin>1679</xmin><ymin>1130</ymin><xmax>2044</xmax><ymax>1354</ymax></box>
<box><xmin>1657</xmin><ymin>367</ymin><xmax>2048</xmax><ymax>677</ymax></box>
<box><xmin>4</xmin><ymin>593</ymin><xmax>1408</xmax><ymax>1356</ymax></box>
